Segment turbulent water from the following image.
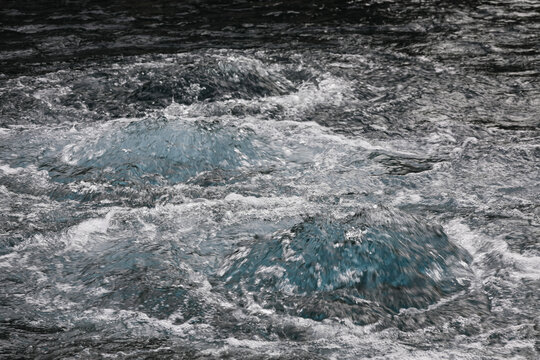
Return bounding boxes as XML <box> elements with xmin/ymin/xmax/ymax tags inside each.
<box><xmin>1</xmin><ymin>1</ymin><xmax>539</xmax><ymax>359</ymax></box>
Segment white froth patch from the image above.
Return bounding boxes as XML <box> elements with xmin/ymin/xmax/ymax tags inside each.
<box><xmin>345</xmin><ymin>227</ymin><xmax>367</xmax><ymax>241</ymax></box>
<box><xmin>63</xmin><ymin>211</ymin><xmax>116</xmax><ymax>251</ymax></box>
<box><xmin>0</xmin><ymin>163</ymin><xmax>20</xmax><ymax>175</ymax></box>
<box><xmin>445</xmin><ymin>219</ymin><xmax>540</xmax><ymax>281</ymax></box>
<box><xmin>265</xmin><ymin>75</ymin><xmax>352</xmax><ymax>115</ymax></box>
<box><xmin>225</xmin><ymin>337</ymin><xmax>276</xmax><ymax>350</ymax></box>
<box><xmin>333</xmin><ymin>269</ymin><xmax>365</xmax><ymax>289</ymax></box>
<box><xmin>67</xmin><ymin>180</ymin><xmax>106</xmax><ymax>194</ymax></box>
<box><xmin>256</xmin><ymin>265</ymin><xmax>286</xmax><ymax>278</ymax></box>
<box><xmin>224</xmin><ymin>193</ymin><xmax>303</xmax><ymax>208</ymax></box>
<box><xmin>0</xmin><ymin>252</ymin><xmax>19</xmax><ymax>268</ymax></box>
<box><xmin>0</xmin><ymin>163</ymin><xmax>50</xmax><ymax>182</ymax></box>
<box><xmin>77</xmin><ymin>307</ymin><xmax>201</xmax><ymax>338</ymax></box>
<box><xmin>390</xmin><ymin>190</ymin><xmax>423</xmax><ymax>206</ymax></box>
<box><xmin>162</xmin><ymin>72</ymin><xmax>354</xmax><ymax>122</ymax></box>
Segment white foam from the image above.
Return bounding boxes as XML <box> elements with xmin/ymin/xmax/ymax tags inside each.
<box><xmin>162</xmin><ymin>71</ymin><xmax>354</xmax><ymax>123</ymax></box>
<box><xmin>225</xmin><ymin>337</ymin><xmax>276</xmax><ymax>350</ymax></box>
<box><xmin>0</xmin><ymin>164</ymin><xmax>20</xmax><ymax>175</ymax></box>
<box><xmin>63</xmin><ymin>211</ymin><xmax>116</xmax><ymax>251</ymax></box>
<box><xmin>445</xmin><ymin>219</ymin><xmax>540</xmax><ymax>281</ymax></box>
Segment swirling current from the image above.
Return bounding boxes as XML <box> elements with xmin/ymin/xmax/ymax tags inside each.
<box><xmin>0</xmin><ymin>1</ymin><xmax>539</xmax><ymax>359</ymax></box>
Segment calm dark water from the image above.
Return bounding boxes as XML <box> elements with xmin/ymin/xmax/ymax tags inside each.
<box><xmin>0</xmin><ymin>1</ymin><xmax>539</xmax><ymax>359</ymax></box>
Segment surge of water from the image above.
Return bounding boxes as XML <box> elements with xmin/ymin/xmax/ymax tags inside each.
<box><xmin>1</xmin><ymin>1</ymin><xmax>539</xmax><ymax>359</ymax></box>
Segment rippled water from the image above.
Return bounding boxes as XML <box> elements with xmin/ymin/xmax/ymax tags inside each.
<box><xmin>1</xmin><ymin>1</ymin><xmax>539</xmax><ymax>359</ymax></box>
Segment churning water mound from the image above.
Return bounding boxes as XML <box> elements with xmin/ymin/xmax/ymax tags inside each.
<box><xmin>220</xmin><ymin>208</ymin><xmax>473</xmax><ymax>324</ymax></box>
<box><xmin>41</xmin><ymin>117</ymin><xmax>258</xmax><ymax>187</ymax></box>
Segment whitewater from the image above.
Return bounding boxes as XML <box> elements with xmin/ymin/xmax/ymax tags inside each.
<box><xmin>0</xmin><ymin>1</ymin><xmax>539</xmax><ymax>359</ymax></box>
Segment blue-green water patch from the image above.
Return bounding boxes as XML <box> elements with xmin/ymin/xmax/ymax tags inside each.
<box><xmin>221</xmin><ymin>210</ymin><xmax>473</xmax><ymax>323</ymax></box>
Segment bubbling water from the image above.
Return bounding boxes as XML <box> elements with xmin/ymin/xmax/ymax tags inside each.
<box><xmin>221</xmin><ymin>209</ymin><xmax>473</xmax><ymax>324</ymax></box>
<box><xmin>40</xmin><ymin>117</ymin><xmax>259</xmax><ymax>187</ymax></box>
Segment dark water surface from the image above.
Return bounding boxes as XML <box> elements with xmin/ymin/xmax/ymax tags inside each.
<box><xmin>1</xmin><ymin>1</ymin><xmax>539</xmax><ymax>358</ymax></box>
